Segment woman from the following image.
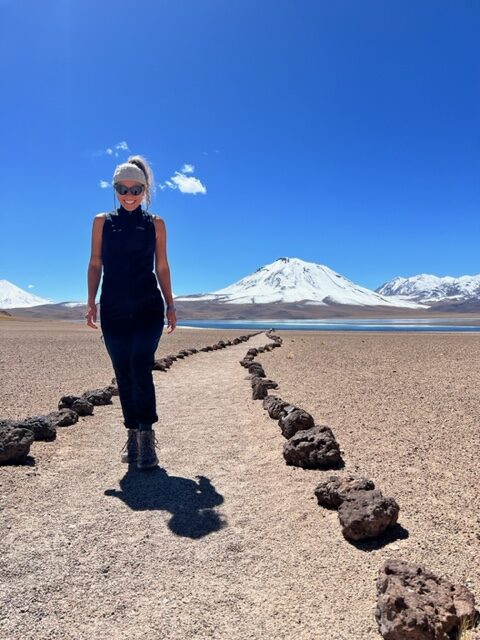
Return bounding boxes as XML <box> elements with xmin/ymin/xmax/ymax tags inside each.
<box><xmin>85</xmin><ymin>155</ymin><xmax>176</xmax><ymax>470</ymax></box>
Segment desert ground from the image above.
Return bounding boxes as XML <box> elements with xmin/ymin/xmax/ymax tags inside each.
<box><xmin>0</xmin><ymin>318</ymin><xmax>479</xmax><ymax>639</ymax></box>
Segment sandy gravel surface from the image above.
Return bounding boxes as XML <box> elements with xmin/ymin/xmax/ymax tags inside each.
<box><xmin>0</xmin><ymin>320</ymin><xmax>479</xmax><ymax>639</ymax></box>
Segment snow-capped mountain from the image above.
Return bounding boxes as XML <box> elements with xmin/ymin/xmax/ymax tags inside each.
<box><xmin>174</xmin><ymin>257</ymin><xmax>426</xmax><ymax>308</ymax></box>
<box><xmin>0</xmin><ymin>280</ymin><xmax>54</xmax><ymax>308</ymax></box>
<box><xmin>376</xmin><ymin>273</ymin><xmax>480</xmax><ymax>304</ymax></box>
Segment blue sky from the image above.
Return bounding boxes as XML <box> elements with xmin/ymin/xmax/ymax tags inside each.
<box><xmin>1</xmin><ymin>0</ymin><xmax>479</xmax><ymax>302</ymax></box>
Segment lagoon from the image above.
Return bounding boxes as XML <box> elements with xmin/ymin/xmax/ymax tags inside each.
<box><xmin>177</xmin><ymin>318</ymin><xmax>480</xmax><ymax>332</ymax></box>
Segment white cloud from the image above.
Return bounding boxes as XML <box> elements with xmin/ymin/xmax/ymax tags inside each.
<box><xmin>171</xmin><ymin>172</ymin><xmax>206</xmax><ymax>194</ymax></box>
<box><xmin>94</xmin><ymin>141</ymin><xmax>130</xmax><ymax>158</ymax></box>
<box><xmin>157</xmin><ymin>165</ymin><xmax>207</xmax><ymax>195</ymax></box>
<box><xmin>28</xmin><ymin>284</ymin><xmax>34</xmax><ymax>289</ymax></box>
<box><xmin>99</xmin><ymin>180</ymin><xmax>111</xmax><ymax>188</ymax></box>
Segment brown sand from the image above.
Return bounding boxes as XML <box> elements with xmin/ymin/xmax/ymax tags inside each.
<box><xmin>0</xmin><ymin>320</ymin><xmax>479</xmax><ymax>639</ymax></box>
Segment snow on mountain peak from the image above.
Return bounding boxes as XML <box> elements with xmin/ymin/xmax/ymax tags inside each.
<box><xmin>376</xmin><ymin>272</ymin><xmax>480</xmax><ymax>303</ymax></box>
<box><xmin>0</xmin><ymin>280</ymin><xmax>54</xmax><ymax>309</ymax></box>
<box><xmin>175</xmin><ymin>257</ymin><xmax>425</xmax><ymax>307</ymax></box>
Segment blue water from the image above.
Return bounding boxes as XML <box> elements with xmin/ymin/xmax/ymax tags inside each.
<box><xmin>178</xmin><ymin>318</ymin><xmax>480</xmax><ymax>332</ymax></box>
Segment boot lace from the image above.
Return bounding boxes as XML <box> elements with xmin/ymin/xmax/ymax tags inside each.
<box><xmin>120</xmin><ymin>430</ymin><xmax>137</xmax><ymax>454</ymax></box>
<box><xmin>137</xmin><ymin>431</ymin><xmax>160</xmax><ymax>457</ymax></box>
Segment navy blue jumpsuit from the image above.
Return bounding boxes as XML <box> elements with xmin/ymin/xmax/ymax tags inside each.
<box><xmin>99</xmin><ymin>204</ymin><xmax>165</xmax><ymax>430</ymax></box>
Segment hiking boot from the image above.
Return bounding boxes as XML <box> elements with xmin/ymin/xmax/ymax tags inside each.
<box><xmin>120</xmin><ymin>428</ymin><xmax>138</xmax><ymax>463</ymax></box>
<box><xmin>136</xmin><ymin>429</ymin><xmax>159</xmax><ymax>470</ymax></box>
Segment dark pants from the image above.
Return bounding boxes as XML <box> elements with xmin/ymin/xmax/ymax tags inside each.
<box><xmin>100</xmin><ymin>314</ymin><xmax>164</xmax><ymax>430</ymax></box>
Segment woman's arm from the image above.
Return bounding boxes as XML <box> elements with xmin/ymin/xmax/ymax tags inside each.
<box><xmin>85</xmin><ymin>215</ymin><xmax>105</xmax><ymax>328</ymax></box>
<box><xmin>153</xmin><ymin>217</ymin><xmax>174</xmax><ymax>307</ymax></box>
<box><xmin>154</xmin><ymin>216</ymin><xmax>176</xmax><ymax>333</ymax></box>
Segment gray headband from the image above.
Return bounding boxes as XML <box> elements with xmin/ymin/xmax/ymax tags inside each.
<box><xmin>113</xmin><ymin>162</ymin><xmax>147</xmax><ymax>185</ymax></box>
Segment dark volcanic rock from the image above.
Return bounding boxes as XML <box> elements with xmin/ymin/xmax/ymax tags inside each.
<box><xmin>58</xmin><ymin>395</ymin><xmax>81</xmax><ymax>410</ymax></box>
<box><xmin>251</xmin><ymin>378</ymin><xmax>279</xmax><ymax>400</ymax></box>
<box><xmin>46</xmin><ymin>409</ymin><xmax>79</xmax><ymax>428</ymax></box>
<box><xmin>7</xmin><ymin>415</ymin><xmax>57</xmax><ymax>441</ymax></box>
<box><xmin>0</xmin><ymin>427</ymin><xmax>35</xmax><ymax>464</ymax></box>
<box><xmin>248</xmin><ymin>363</ymin><xmax>266</xmax><ymax>378</ymax></box>
<box><xmin>262</xmin><ymin>396</ymin><xmax>289</xmax><ymax>419</ymax></box>
<box><xmin>247</xmin><ymin>348</ymin><xmax>258</xmax><ymax>356</ymax></box>
<box><xmin>252</xmin><ymin>381</ymin><xmax>268</xmax><ymax>400</ymax></box>
<box><xmin>104</xmin><ymin>384</ymin><xmax>119</xmax><ymax>396</ymax></box>
<box><xmin>314</xmin><ymin>475</ymin><xmax>375</xmax><ymax>509</ymax></box>
<box><xmin>81</xmin><ymin>388</ymin><xmax>113</xmax><ymax>406</ymax></box>
<box><xmin>240</xmin><ymin>356</ymin><xmax>255</xmax><ymax>368</ymax></box>
<box><xmin>250</xmin><ymin>377</ymin><xmax>278</xmax><ymax>390</ymax></box>
<box><xmin>153</xmin><ymin>359</ymin><xmax>168</xmax><ymax>371</ymax></box>
<box><xmin>283</xmin><ymin>425</ymin><xmax>341</xmax><ymax>469</ymax></box>
<box><xmin>375</xmin><ymin>559</ymin><xmax>476</xmax><ymax>640</ymax></box>
<box><xmin>338</xmin><ymin>489</ymin><xmax>399</xmax><ymax>541</ymax></box>
<box><xmin>278</xmin><ymin>406</ymin><xmax>315</xmax><ymax>439</ymax></box>
<box><xmin>71</xmin><ymin>398</ymin><xmax>94</xmax><ymax>416</ymax></box>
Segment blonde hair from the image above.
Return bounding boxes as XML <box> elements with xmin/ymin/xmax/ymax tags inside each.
<box><xmin>124</xmin><ymin>154</ymin><xmax>156</xmax><ymax>212</ymax></box>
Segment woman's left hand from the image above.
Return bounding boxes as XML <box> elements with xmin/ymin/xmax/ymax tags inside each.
<box><xmin>166</xmin><ymin>309</ymin><xmax>177</xmax><ymax>334</ymax></box>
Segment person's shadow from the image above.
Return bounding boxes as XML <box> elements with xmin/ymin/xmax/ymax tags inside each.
<box><xmin>104</xmin><ymin>466</ymin><xmax>226</xmax><ymax>539</ymax></box>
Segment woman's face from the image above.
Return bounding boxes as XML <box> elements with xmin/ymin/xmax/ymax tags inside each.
<box><xmin>115</xmin><ymin>179</ymin><xmax>145</xmax><ymax>211</ymax></box>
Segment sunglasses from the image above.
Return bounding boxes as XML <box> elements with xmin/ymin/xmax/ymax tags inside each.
<box><xmin>114</xmin><ymin>183</ymin><xmax>145</xmax><ymax>196</ymax></box>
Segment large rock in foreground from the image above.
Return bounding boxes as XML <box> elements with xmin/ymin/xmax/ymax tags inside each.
<box><xmin>0</xmin><ymin>427</ymin><xmax>35</xmax><ymax>464</ymax></box>
<box><xmin>283</xmin><ymin>425</ymin><xmax>341</xmax><ymax>469</ymax></box>
<box><xmin>338</xmin><ymin>489</ymin><xmax>399</xmax><ymax>541</ymax></box>
<box><xmin>314</xmin><ymin>474</ymin><xmax>375</xmax><ymax>509</ymax></box>
<box><xmin>376</xmin><ymin>559</ymin><xmax>476</xmax><ymax>640</ymax></box>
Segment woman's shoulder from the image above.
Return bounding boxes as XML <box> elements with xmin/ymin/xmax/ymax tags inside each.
<box><xmin>148</xmin><ymin>213</ymin><xmax>166</xmax><ymax>227</ymax></box>
<box><xmin>94</xmin><ymin>210</ymin><xmax>114</xmax><ymax>220</ymax></box>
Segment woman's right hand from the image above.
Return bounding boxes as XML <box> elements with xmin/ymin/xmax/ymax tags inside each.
<box><xmin>85</xmin><ymin>302</ymin><xmax>98</xmax><ymax>329</ymax></box>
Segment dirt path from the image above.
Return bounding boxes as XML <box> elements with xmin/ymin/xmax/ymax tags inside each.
<box><xmin>3</xmin><ymin>331</ymin><xmax>352</xmax><ymax>640</ymax></box>
<box><xmin>2</xmin><ymin>326</ymin><xmax>479</xmax><ymax>640</ymax></box>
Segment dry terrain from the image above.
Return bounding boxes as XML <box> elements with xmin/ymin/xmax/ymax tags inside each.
<box><xmin>0</xmin><ymin>320</ymin><xmax>479</xmax><ymax>639</ymax></box>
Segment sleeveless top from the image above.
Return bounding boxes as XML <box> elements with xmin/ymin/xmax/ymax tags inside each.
<box><xmin>99</xmin><ymin>204</ymin><xmax>164</xmax><ymax>322</ymax></box>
